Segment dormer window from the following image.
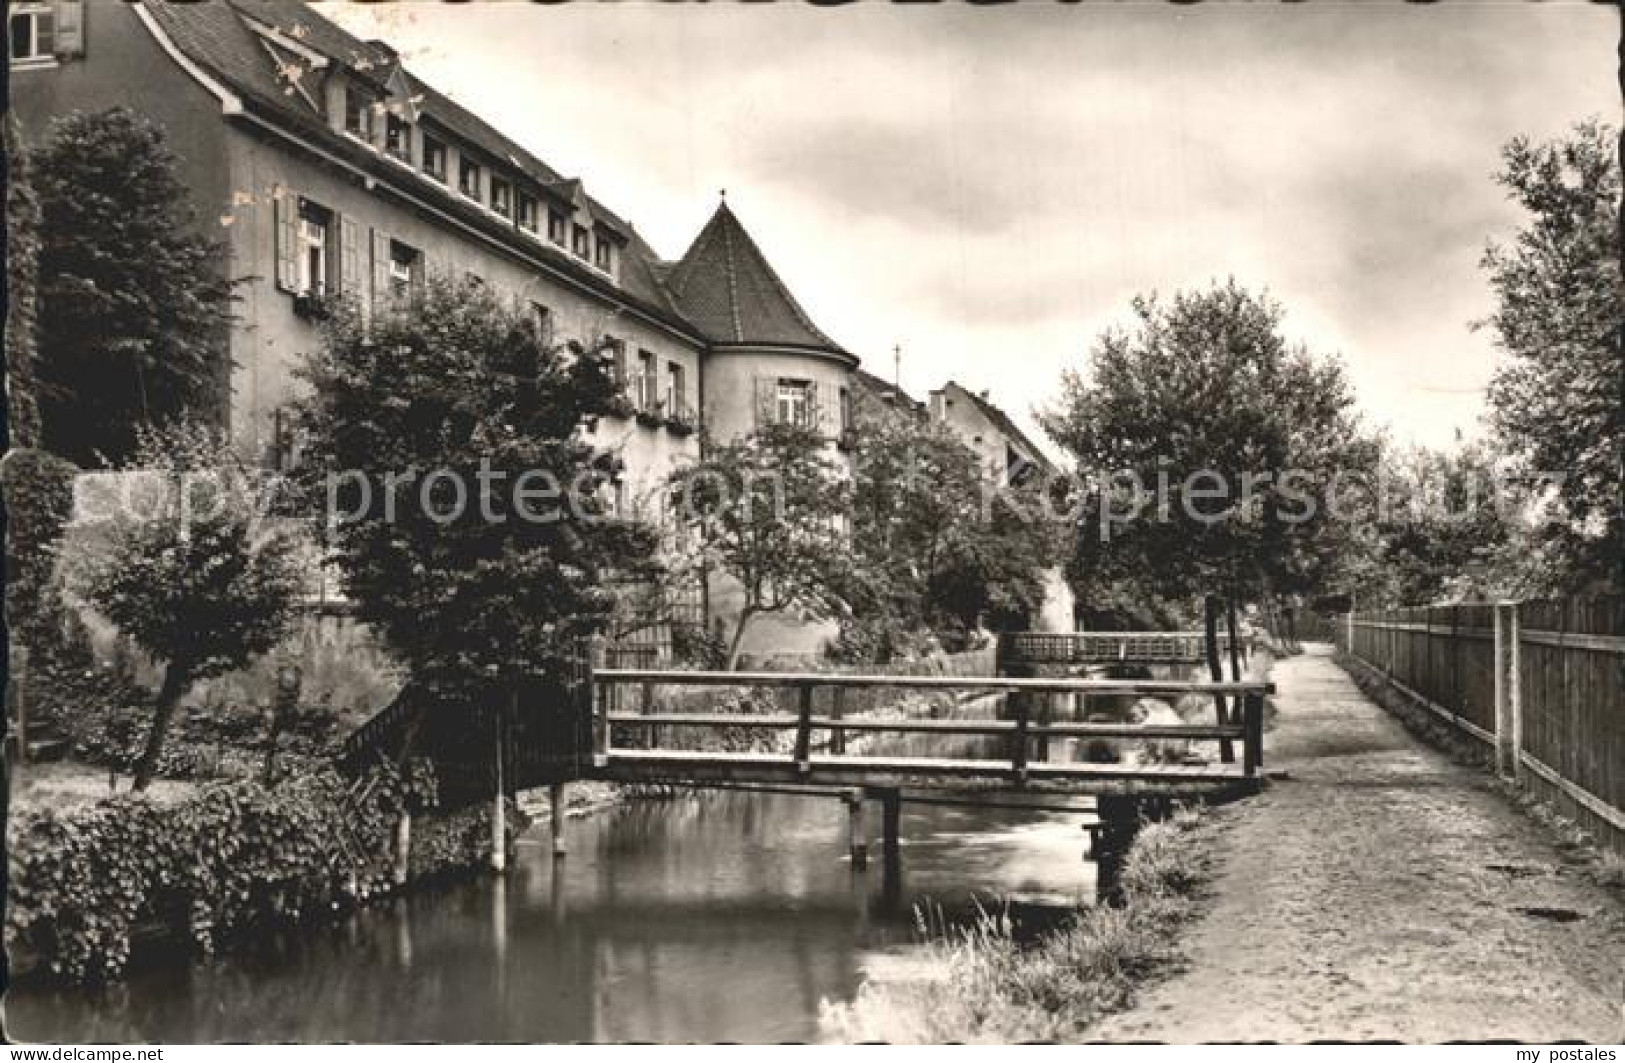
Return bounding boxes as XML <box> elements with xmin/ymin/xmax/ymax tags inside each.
<box><xmin>10</xmin><ymin>3</ymin><xmax>55</xmax><ymax>65</ymax></box>
<box><xmin>343</xmin><ymin>86</ymin><xmax>372</xmax><ymax>139</ymax></box>
<box><xmin>571</xmin><ymin>223</ymin><xmax>589</xmax><ymax>259</ymax></box>
<box><xmin>491</xmin><ymin>178</ymin><xmax>512</xmax><ymax>219</ymax></box>
<box><xmin>459</xmin><ymin>157</ymin><xmax>482</xmax><ymax>200</ymax></box>
<box><xmin>548</xmin><ymin>210</ymin><xmax>567</xmax><ymax>245</ymax></box>
<box><xmin>517</xmin><ymin>194</ymin><xmax>539</xmax><ymax>234</ymax></box>
<box><xmin>385</xmin><ymin>113</ymin><xmax>411</xmax><ymax>161</ymax></box>
<box><xmin>422</xmin><ymin>133</ymin><xmax>447</xmax><ymax>181</ymax></box>
<box><xmin>594</xmin><ymin>233</ymin><xmax>613</xmax><ymax>272</ymax></box>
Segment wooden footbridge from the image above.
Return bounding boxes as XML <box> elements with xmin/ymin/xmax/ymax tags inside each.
<box><xmin>343</xmin><ymin>632</ymin><xmax>1273</xmax><ymax>893</ymax></box>
<box><xmin>591</xmin><ymin>669</ymin><xmax>1267</xmax><ymax>795</ymax></box>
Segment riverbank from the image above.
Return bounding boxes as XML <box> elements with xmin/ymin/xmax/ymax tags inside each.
<box><xmin>1092</xmin><ymin>645</ymin><xmax>1625</xmax><ymax>1042</ymax></box>
<box><xmin>821</xmin><ymin>803</ymin><xmax>1213</xmax><ymax>1042</ymax></box>
<box><xmin>4</xmin><ymin>761</ymin><xmax>525</xmax><ymax>986</ymax></box>
<box><xmin>7</xmin><ymin>785</ymin><xmax>1102</xmax><ymax>1042</ymax></box>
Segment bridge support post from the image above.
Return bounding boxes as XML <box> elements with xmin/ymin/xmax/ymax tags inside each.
<box><xmin>490</xmin><ymin>791</ymin><xmax>507</xmax><ymax>874</ymax></box>
<box><xmin>877</xmin><ymin>787</ymin><xmax>903</xmax><ymax>909</ymax></box>
<box><xmin>846</xmin><ymin>790</ymin><xmax>868</xmax><ymax>869</ymax></box>
<box><xmin>393</xmin><ymin>811</ymin><xmax>412</xmax><ymax>888</ymax></box>
<box><xmin>549</xmin><ymin>782</ymin><xmax>568</xmax><ymax>857</ymax></box>
<box><xmin>1093</xmin><ymin>794</ymin><xmax>1166</xmax><ymax>905</ymax></box>
<box><xmin>490</xmin><ymin>708</ymin><xmax>507</xmax><ymax>875</ymax></box>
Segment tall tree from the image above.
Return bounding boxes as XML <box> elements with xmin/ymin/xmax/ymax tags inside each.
<box><xmin>667</xmin><ymin>423</ymin><xmax>851</xmax><ymax>670</ymax></box>
<box><xmin>30</xmin><ymin>107</ymin><xmax>233</xmax><ymax>467</ymax></box>
<box><xmin>295</xmin><ymin>278</ymin><xmax>657</xmax><ymax>695</ymax></box>
<box><xmin>1042</xmin><ymin>280</ymin><xmax>1374</xmax><ymax>632</ymax></box>
<box><xmin>1479</xmin><ymin>118</ymin><xmax>1623</xmax><ymax>591</ymax></box>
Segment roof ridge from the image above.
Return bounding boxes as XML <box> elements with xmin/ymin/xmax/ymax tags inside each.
<box><xmin>719</xmin><ymin>206</ymin><xmax>745</xmax><ymax>342</ymax></box>
<box><xmin>949</xmin><ymin>382</ymin><xmax>1054</xmax><ymax>472</ymax></box>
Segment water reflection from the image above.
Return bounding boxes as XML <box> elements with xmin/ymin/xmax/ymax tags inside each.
<box><xmin>9</xmin><ymin>791</ymin><xmax>1095</xmax><ymax>1043</ymax></box>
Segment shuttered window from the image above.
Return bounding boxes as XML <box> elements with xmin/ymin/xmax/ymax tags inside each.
<box><xmin>753</xmin><ymin>377</ymin><xmax>828</xmax><ymax>431</ymax></box>
<box><xmin>53</xmin><ymin>0</ymin><xmax>82</xmax><ymax>57</ymax></box>
<box><xmin>274</xmin><ymin>187</ymin><xmax>300</xmax><ymax>293</ymax></box>
<box><xmin>339</xmin><ymin>215</ymin><xmax>364</xmax><ymax>315</ymax></box>
<box><xmin>371</xmin><ymin>229</ymin><xmax>393</xmax><ymax>309</ymax></box>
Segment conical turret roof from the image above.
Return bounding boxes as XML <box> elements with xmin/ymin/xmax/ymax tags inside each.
<box><xmin>665</xmin><ymin>202</ymin><xmax>850</xmax><ymax>358</ymax></box>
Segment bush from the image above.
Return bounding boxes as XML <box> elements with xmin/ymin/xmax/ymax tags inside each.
<box><xmin>6</xmin><ymin>761</ymin><xmax>452</xmax><ymax>985</ymax></box>
<box><xmin>2</xmin><ymin>447</ymin><xmax>80</xmax><ymax>654</ymax></box>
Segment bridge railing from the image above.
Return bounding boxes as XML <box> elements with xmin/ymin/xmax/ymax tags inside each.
<box><xmin>592</xmin><ymin>669</ymin><xmax>1273</xmax><ymax>783</ymax></box>
<box><xmin>1000</xmin><ymin>631</ymin><xmax>1254</xmax><ymax>666</ymax></box>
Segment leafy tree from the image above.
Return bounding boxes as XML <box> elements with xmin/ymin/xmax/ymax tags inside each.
<box><xmin>1479</xmin><ymin>118</ymin><xmax>1623</xmax><ymax>591</ymax></box>
<box><xmin>844</xmin><ymin>387</ymin><xmax>1061</xmax><ymax>658</ymax></box>
<box><xmin>667</xmin><ymin>422</ymin><xmax>851</xmax><ymax>670</ymax></box>
<box><xmin>30</xmin><ymin>107</ymin><xmax>233</xmax><ymax>467</ymax></box>
<box><xmin>1360</xmin><ymin>438</ymin><xmax>1512</xmax><ymax>606</ymax></box>
<box><xmin>1042</xmin><ymin>281</ymin><xmax>1373</xmax><ymax>660</ymax></box>
<box><xmin>1347</xmin><ymin>433</ymin><xmax>1575</xmax><ymax>607</ymax></box>
<box><xmin>295</xmin><ymin>278</ymin><xmax>657</xmax><ymax>696</ymax></box>
<box><xmin>73</xmin><ymin>423</ymin><xmax>304</xmax><ymax>790</ymax></box>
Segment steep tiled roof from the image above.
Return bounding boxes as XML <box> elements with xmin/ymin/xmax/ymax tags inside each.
<box><xmin>956</xmin><ymin>384</ymin><xmax>1056</xmax><ymax>475</ymax></box>
<box><xmin>138</xmin><ymin>0</ymin><xmax>695</xmax><ymax>338</ymax></box>
<box><xmin>855</xmin><ymin>369</ymin><xmax>924</xmax><ymax>412</ymax></box>
<box><xmin>405</xmin><ymin>73</ymin><xmax>568</xmax><ymax>191</ymax></box>
<box><xmin>232</xmin><ymin>0</ymin><xmax>396</xmax><ymax>81</ymax></box>
<box><xmin>665</xmin><ymin>202</ymin><xmax>850</xmax><ymax>358</ymax></box>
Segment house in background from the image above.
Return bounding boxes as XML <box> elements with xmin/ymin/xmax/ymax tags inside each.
<box><xmin>930</xmin><ymin>381</ymin><xmax>1050</xmax><ymax>487</ymax></box>
<box><xmin>929</xmin><ymin>382</ymin><xmax>1077</xmax><ymax>633</ymax></box>
<box><xmin>11</xmin><ymin>0</ymin><xmax>1074</xmax><ymax>660</ymax></box>
<box><xmin>857</xmin><ymin>375</ymin><xmax>1078</xmax><ymax>634</ymax></box>
<box><xmin>10</xmin><ymin>0</ymin><xmax>866</xmax><ymax>660</ymax></box>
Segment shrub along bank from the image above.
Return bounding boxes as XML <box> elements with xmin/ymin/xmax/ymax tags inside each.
<box><xmin>6</xmin><ymin>761</ymin><xmax>520</xmax><ymax>985</ymax></box>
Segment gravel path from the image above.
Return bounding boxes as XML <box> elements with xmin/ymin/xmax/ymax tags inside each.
<box><xmin>1094</xmin><ymin>645</ymin><xmax>1625</xmax><ymax>1043</ymax></box>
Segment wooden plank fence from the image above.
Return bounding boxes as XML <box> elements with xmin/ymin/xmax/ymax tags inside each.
<box><xmin>1336</xmin><ymin>596</ymin><xmax>1625</xmax><ymax>858</ymax></box>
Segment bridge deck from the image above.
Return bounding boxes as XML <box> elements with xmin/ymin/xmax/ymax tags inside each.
<box><xmin>591</xmin><ymin>749</ymin><xmax>1258</xmax><ymax>797</ymax></box>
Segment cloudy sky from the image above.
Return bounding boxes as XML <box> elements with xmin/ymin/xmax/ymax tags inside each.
<box><xmin>330</xmin><ymin>1</ymin><xmax>1616</xmax><ymax>454</ymax></box>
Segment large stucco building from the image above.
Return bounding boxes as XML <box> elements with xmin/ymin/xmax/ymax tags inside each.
<box><xmin>11</xmin><ymin>0</ymin><xmax>1068</xmax><ymax>655</ymax></box>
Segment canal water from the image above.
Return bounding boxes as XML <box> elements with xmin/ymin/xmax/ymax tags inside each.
<box><xmin>8</xmin><ymin>787</ymin><xmax>1098</xmax><ymax>1043</ymax></box>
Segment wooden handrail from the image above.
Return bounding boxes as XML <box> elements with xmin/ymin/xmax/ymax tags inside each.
<box><xmin>591</xmin><ymin>668</ymin><xmax>1269</xmax><ymax>780</ymax></box>
<box><xmin>595</xmin><ymin>668</ymin><xmax>1273</xmax><ymax>697</ymax></box>
<box><xmin>602</xmin><ymin>713</ymin><xmax>1246</xmax><ymax>740</ymax></box>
